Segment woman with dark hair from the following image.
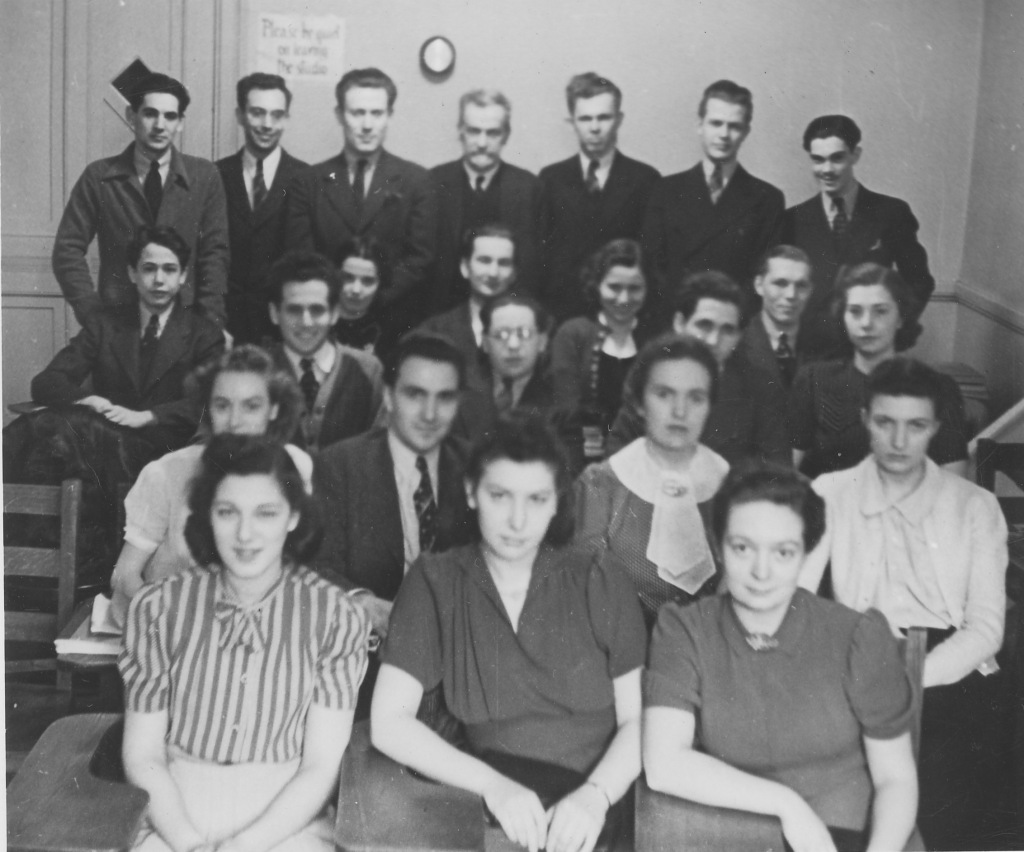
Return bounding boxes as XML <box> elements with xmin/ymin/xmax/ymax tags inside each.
<box><xmin>644</xmin><ymin>463</ymin><xmax>918</xmax><ymax>852</ymax></box>
<box><xmin>110</xmin><ymin>344</ymin><xmax>311</xmax><ymax>626</ymax></box>
<box><xmin>120</xmin><ymin>435</ymin><xmax>369</xmax><ymax>852</ymax></box>
<box><xmin>550</xmin><ymin>239</ymin><xmax>655</xmax><ymax>460</ymax></box>
<box><xmin>333</xmin><ymin>236</ymin><xmax>388</xmax><ymax>355</ymax></box>
<box><xmin>789</xmin><ymin>262</ymin><xmax>967</xmax><ymax>478</ymax></box>
<box><xmin>575</xmin><ymin>334</ymin><xmax>728</xmax><ymax>628</ymax></box>
<box><xmin>372</xmin><ymin>413</ymin><xmax>646</xmax><ymax>852</ymax></box>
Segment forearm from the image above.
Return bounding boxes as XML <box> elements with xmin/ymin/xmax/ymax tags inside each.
<box><xmin>123</xmin><ymin>753</ymin><xmax>204</xmax><ymax>852</ymax></box>
<box><xmin>866</xmin><ymin>774</ymin><xmax>917</xmax><ymax>852</ymax></box>
<box><xmin>231</xmin><ymin>762</ymin><xmax>338</xmax><ymax>852</ymax></box>
<box><xmin>372</xmin><ymin>711</ymin><xmax>505</xmax><ymax>797</ymax></box>
<box><xmin>584</xmin><ymin>716</ymin><xmax>640</xmax><ymax>804</ymax></box>
<box><xmin>110</xmin><ymin>543</ymin><xmax>156</xmax><ymax>626</ymax></box>
<box><xmin>924</xmin><ymin>626</ymin><xmax>1002</xmax><ymax>687</ymax></box>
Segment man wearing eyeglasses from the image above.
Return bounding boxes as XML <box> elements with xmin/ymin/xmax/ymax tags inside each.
<box><xmin>217</xmin><ymin>73</ymin><xmax>308</xmax><ymax>344</ymax></box>
<box><xmin>453</xmin><ymin>294</ymin><xmax>584</xmax><ymax>468</ymax></box>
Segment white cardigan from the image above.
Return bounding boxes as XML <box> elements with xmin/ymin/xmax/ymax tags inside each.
<box><xmin>800</xmin><ymin>456</ymin><xmax>1007</xmax><ymax>687</ymax></box>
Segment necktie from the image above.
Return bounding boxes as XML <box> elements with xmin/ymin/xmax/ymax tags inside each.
<box><xmin>299</xmin><ymin>357</ymin><xmax>320</xmax><ymax>413</ymax></box>
<box><xmin>833</xmin><ymin>197</ymin><xmax>848</xmax><ymax>236</ymax></box>
<box><xmin>495</xmin><ymin>377</ymin><xmax>515</xmax><ymax>414</ymax></box>
<box><xmin>776</xmin><ymin>332</ymin><xmax>797</xmax><ymax>387</ymax></box>
<box><xmin>140</xmin><ymin>313</ymin><xmax>160</xmax><ymax>376</ymax></box>
<box><xmin>413</xmin><ymin>455</ymin><xmax>438</xmax><ymax>554</ymax></box>
<box><xmin>144</xmin><ymin>159</ymin><xmax>163</xmax><ymax>219</ymax></box>
<box><xmin>352</xmin><ymin>158</ymin><xmax>368</xmax><ymax>206</ymax></box>
<box><xmin>708</xmin><ymin>163</ymin><xmax>724</xmax><ymax>204</ymax></box>
<box><xmin>585</xmin><ymin>158</ymin><xmax>601</xmax><ymax>194</ymax></box>
<box><xmin>474</xmin><ymin>174</ymin><xmax>486</xmax><ymax>193</ymax></box>
<box><xmin>252</xmin><ymin>157</ymin><xmax>267</xmax><ymax>210</ymax></box>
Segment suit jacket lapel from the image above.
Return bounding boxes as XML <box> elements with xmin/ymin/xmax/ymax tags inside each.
<box><xmin>110</xmin><ymin>311</ymin><xmax>143</xmax><ymax>395</ymax></box>
<box><xmin>370</xmin><ymin>431</ymin><xmax>406</xmax><ymax>568</ymax></box>
<box><xmin>745</xmin><ymin>316</ymin><xmax>782</xmax><ymax>383</ymax></box>
<box><xmin>600</xmin><ymin>153</ymin><xmax>635</xmax><ymax>221</ymax></box>
<box><xmin>222</xmin><ymin>151</ymin><xmax>252</xmax><ymax>222</ymax></box>
<box><xmin>688</xmin><ymin>165</ymin><xmax>762</xmax><ymax>248</ymax></box>
<box><xmin>252</xmin><ymin>149</ymin><xmax>297</xmax><ymax>228</ymax></box>
<box><xmin>359</xmin><ymin>150</ymin><xmax>393</xmax><ymax>227</ymax></box>
<box><xmin>436</xmin><ymin>440</ymin><xmax>466</xmax><ymax>544</ymax></box>
<box><xmin>158</xmin><ymin>147</ymin><xmax>194</xmax><ymax>229</ymax></box>
<box><xmin>845</xmin><ymin>186</ymin><xmax>882</xmax><ymax>255</ymax></box>
<box><xmin>323</xmin><ymin>154</ymin><xmax>362</xmax><ymax>232</ymax></box>
<box><xmin>141</xmin><ymin>303</ymin><xmax>189</xmax><ymax>395</ymax></box>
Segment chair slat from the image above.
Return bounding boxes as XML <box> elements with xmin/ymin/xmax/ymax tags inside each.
<box><xmin>4</xmin><ymin>547</ymin><xmax>60</xmax><ymax>578</ymax></box>
<box><xmin>3</xmin><ymin>484</ymin><xmax>62</xmax><ymax>516</ymax></box>
<box><xmin>5</xmin><ymin>659</ymin><xmax>57</xmax><ymax>674</ymax></box>
<box><xmin>5</xmin><ymin>612</ymin><xmax>58</xmax><ymax>641</ymax></box>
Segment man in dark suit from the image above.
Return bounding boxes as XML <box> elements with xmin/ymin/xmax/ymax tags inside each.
<box><xmin>643</xmin><ymin>80</ymin><xmax>784</xmax><ymax>312</ymax></box>
<box><xmin>418</xmin><ymin>223</ymin><xmax>519</xmax><ymax>391</ymax></box>
<box><xmin>733</xmin><ymin>244</ymin><xmax>816</xmax><ymax>404</ymax></box>
<box><xmin>780</xmin><ymin>114</ymin><xmax>935</xmax><ymax>359</ymax></box>
<box><xmin>539</xmin><ymin>72</ymin><xmax>660</xmax><ymax>323</ymax></box>
<box><xmin>286</xmin><ymin>67</ymin><xmax>435</xmax><ymax>349</ymax></box>
<box><xmin>429</xmin><ymin>89</ymin><xmax>542</xmax><ymax>313</ymax></box>
<box><xmin>313</xmin><ymin>333</ymin><xmax>472</xmax><ymax>636</ymax></box>
<box><xmin>217</xmin><ymin>73</ymin><xmax>308</xmax><ymax>345</ymax></box>
<box><xmin>32</xmin><ymin>226</ymin><xmax>224</xmax><ymax>462</ymax></box>
<box><xmin>52</xmin><ymin>72</ymin><xmax>229</xmax><ymax>328</ymax></box>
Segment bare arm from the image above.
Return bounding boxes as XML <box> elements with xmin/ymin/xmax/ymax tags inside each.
<box><xmin>371</xmin><ymin>663</ymin><xmax>548</xmax><ymax>852</ymax></box>
<box><xmin>546</xmin><ymin>668</ymin><xmax>642</xmax><ymax>852</ymax></box>
<box><xmin>642</xmin><ymin>706</ymin><xmax>836</xmax><ymax>852</ymax></box>
<box><xmin>122</xmin><ymin>710</ymin><xmax>205</xmax><ymax>852</ymax></box>
<box><xmin>110</xmin><ymin>542</ymin><xmax>156</xmax><ymax>629</ymax></box>
<box><xmin>222</xmin><ymin>704</ymin><xmax>354</xmax><ymax>852</ymax></box>
<box><xmin>863</xmin><ymin>733</ymin><xmax>917</xmax><ymax>852</ymax></box>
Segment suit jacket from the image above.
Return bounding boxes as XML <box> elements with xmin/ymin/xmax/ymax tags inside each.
<box><xmin>216</xmin><ymin>148</ymin><xmax>308</xmax><ymax>344</ymax></box>
<box><xmin>52</xmin><ymin>144</ymin><xmax>230</xmax><ymax>326</ymax></box>
<box><xmin>642</xmin><ymin>163</ymin><xmax>784</xmax><ymax>308</ymax></box>
<box><xmin>30</xmin><ymin>302</ymin><xmax>224</xmax><ymax>449</ymax></box>
<box><xmin>416</xmin><ymin>302</ymin><xmax>488</xmax><ymax>391</ymax></box>
<box><xmin>312</xmin><ymin>428</ymin><xmax>472</xmax><ymax>600</ymax></box>
<box><xmin>780</xmin><ymin>185</ymin><xmax>935</xmax><ymax>359</ymax></box>
<box><xmin>539</xmin><ymin>152</ymin><xmax>660</xmax><ymax>322</ymax></box>
<box><xmin>285</xmin><ymin>149</ymin><xmax>436</xmax><ymax>332</ymax></box>
<box><xmin>429</xmin><ymin>159</ymin><xmax>543</xmax><ymax>312</ymax></box>
<box><xmin>732</xmin><ymin>314</ymin><xmax>808</xmax><ymax>407</ymax></box>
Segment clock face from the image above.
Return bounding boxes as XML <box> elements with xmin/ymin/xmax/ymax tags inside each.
<box><xmin>421</xmin><ymin>37</ymin><xmax>455</xmax><ymax>75</ymax></box>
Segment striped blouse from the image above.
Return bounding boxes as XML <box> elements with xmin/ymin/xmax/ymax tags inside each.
<box><xmin>119</xmin><ymin>563</ymin><xmax>369</xmax><ymax>764</ymax></box>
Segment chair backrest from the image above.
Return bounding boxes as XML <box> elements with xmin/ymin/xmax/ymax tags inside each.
<box><xmin>4</xmin><ymin>479</ymin><xmax>82</xmax><ymax>669</ymax></box>
<box><xmin>902</xmin><ymin>627</ymin><xmax>928</xmax><ymax>760</ymax></box>
<box><xmin>976</xmin><ymin>438</ymin><xmax>1024</xmax><ymax>524</ymax></box>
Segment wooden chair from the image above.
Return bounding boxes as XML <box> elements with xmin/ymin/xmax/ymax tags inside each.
<box><xmin>635</xmin><ymin>633</ymin><xmax>928</xmax><ymax>852</ymax></box>
<box><xmin>5</xmin><ymin>478</ymin><xmax>82</xmax><ymax>688</ymax></box>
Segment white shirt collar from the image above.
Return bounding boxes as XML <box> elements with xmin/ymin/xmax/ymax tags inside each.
<box><xmin>759</xmin><ymin>312</ymin><xmax>799</xmax><ymax>350</ymax></box>
<box><xmin>139</xmin><ymin>302</ymin><xmax>174</xmax><ymax>337</ymax></box>
<box><xmin>133</xmin><ymin>144</ymin><xmax>172</xmax><ymax>185</ymax></box>
<box><xmin>463</xmin><ymin>160</ymin><xmax>500</xmax><ymax>191</ymax></box>
<box><xmin>702</xmin><ymin>157</ymin><xmax>738</xmax><ymax>187</ymax></box>
<box><xmin>469</xmin><ymin>300</ymin><xmax>484</xmax><ymax>347</ymax></box>
<box><xmin>821</xmin><ymin>179</ymin><xmax>860</xmax><ymax>221</ymax></box>
<box><xmin>283</xmin><ymin>339</ymin><xmax>336</xmax><ymax>379</ymax></box>
<box><xmin>387</xmin><ymin>429</ymin><xmax>440</xmax><ymax>487</ymax></box>
<box><xmin>578</xmin><ymin>149</ymin><xmax>616</xmax><ymax>188</ymax></box>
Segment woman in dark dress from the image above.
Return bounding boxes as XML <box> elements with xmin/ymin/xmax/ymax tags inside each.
<box><xmin>550</xmin><ymin>239</ymin><xmax>656</xmax><ymax>462</ymax></box>
<box><xmin>643</xmin><ymin>464</ymin><xmax>918</xmax><ymax>852</ymax></box>
<box><xmin>372</xmin><ymin>414</ymin><xmax>646</xmax><ymax>852</ymax></box>
<box><xmin>789</xmin><ymin>262</ymin><xmax>968</xmax><ymax>478</ymax></box>
<box><xmin>332</xmin><ymin>236</ymin><xmax>386</xmax><ymax>356</ymax></box>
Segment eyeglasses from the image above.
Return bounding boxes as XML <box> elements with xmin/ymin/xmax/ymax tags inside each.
<box><xmin>488</xmin><ymin>327</ymin><xmax>538</xmax><ymax>344</ymax></box>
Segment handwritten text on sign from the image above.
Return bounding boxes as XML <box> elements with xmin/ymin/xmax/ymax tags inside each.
<box><xmin>256</xmin><ymin>15</ymin><xmax>345</xmax><ymax>80</ymax></box>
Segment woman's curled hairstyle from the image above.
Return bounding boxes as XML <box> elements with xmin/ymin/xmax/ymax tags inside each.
<box><xmin>711</xmin><ymin>461</ymin><xmax>826</xmax><ymax>552</ymax></box>
<box><xmin>464</xmin><ymin>412</ymin><xmax>576</xmax><ymax>547</ymax></box>
<box><xmin>184</xmin><ymin>434</ymin><xmax>322</xmax><ymax>567</ymax></box>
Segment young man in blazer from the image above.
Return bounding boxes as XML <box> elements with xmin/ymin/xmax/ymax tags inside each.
<box><xmin>217</xmin><ymin>73</ymin><xmax>308</xmax><ymax>345</ymax></box>
<box><xmin>733</xmin><ymin>244</ymin><xmax>816</xmax><ymax>405</ymax></box>
<box><xmin>643</xmin><ymin>80</ymin><xmax>784</xmax><ymax>312</ymax></box>
<box><xmin>539</xmin><ymin>72</ymin><xmax>660</xmax><ymax>324</ymax></box>
<box><xmin>52</xmin><ymin>72</ymin><xmax>230</xmax><ymax>328</ymax></box>
<box><xmin>429</xmin><ymin>89</ymin><xmax>542</xmax><ymax>313</ymax></box>
<box><xmin>780</xmin><ymin>114</ymin><xmax>935</xmax><ymax>359</ymax></box>
<box><xmin>32</xmin><ymin>226</ymin><xmax>224</xmax><ymax>460</ymax></box>
<box><xmin>285</xmin><ymin>67</ymin><xmax>435</xmax><ymax>349</ymax></box>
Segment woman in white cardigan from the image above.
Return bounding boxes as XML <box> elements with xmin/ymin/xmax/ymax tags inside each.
<box><xmin>798</xmin><ymin>357</ymin><xmax>1013</xmax><ymax>852</ymax></box>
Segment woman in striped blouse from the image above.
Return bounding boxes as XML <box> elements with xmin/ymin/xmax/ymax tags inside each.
<box><xmin>119</xmin><ymin>435</ymin><xmax>369</xmax><ymax>852</ymax></box>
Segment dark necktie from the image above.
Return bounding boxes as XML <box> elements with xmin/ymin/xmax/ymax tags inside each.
<box><xmin>833</xmin><ymin>197</ymin><xmax>848</xmax><ymax>236</ymax></box>
<box><xmin>352</xmin><ymin>158</ymin><xmax>368</xmax><ymax>206</ymax></box>
<box><xmin>495</xmin><ymin>377</ymin><xmax>515</xmax><ymax>414</ymax></box>
<box><xmin>144</xmin><ymin>159</ymin><xmax>163</xmax><ymax>219</ymax></box>
<box><xmin>413</xmin><ymin>455</ymin><xmax>438</xmax><ymax>554</ymax></box>
<box><xmin>252</xmin><ymin>157</ymin><xmax>267</xmax><ymax>210</ymax></box>
<box><xmin>140</xmin><ymin>313</ymin><xmax>160</xmax><ymax>376</ymax></box>
<box><xmin>585</xmin><ymin>158</ymin><xmax>601</xmax><ymax>194</ymax></box>
<box><xmin>299</xmin><ymin>357</ymin><xmax>320</xmax><ymax>413</ymax></box>
<box><xmin>708</xmin><ymin>163</ymin><xmax>724</xmax><ymax>204</ymax></box>
<box><xmin>776</xmin><ymin>332</ymin><xmax>797</xmax><ymax>388</ymax></box>
<box><xmin>474</xmin><ymin>174</ymin><xmax>486</xmax><ymax>193</ymax></box>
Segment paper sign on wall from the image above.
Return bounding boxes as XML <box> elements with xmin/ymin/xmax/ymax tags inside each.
<box><xmin>255</xmin><ymin>14</ymin><xmax>345</xmax><ymax>81</ymax></box>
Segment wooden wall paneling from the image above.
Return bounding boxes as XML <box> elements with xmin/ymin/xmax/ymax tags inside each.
<box><xmin>2</xmin><ymin>296</ymin><xmax>70</xmax><ymax>425</ymax></box>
